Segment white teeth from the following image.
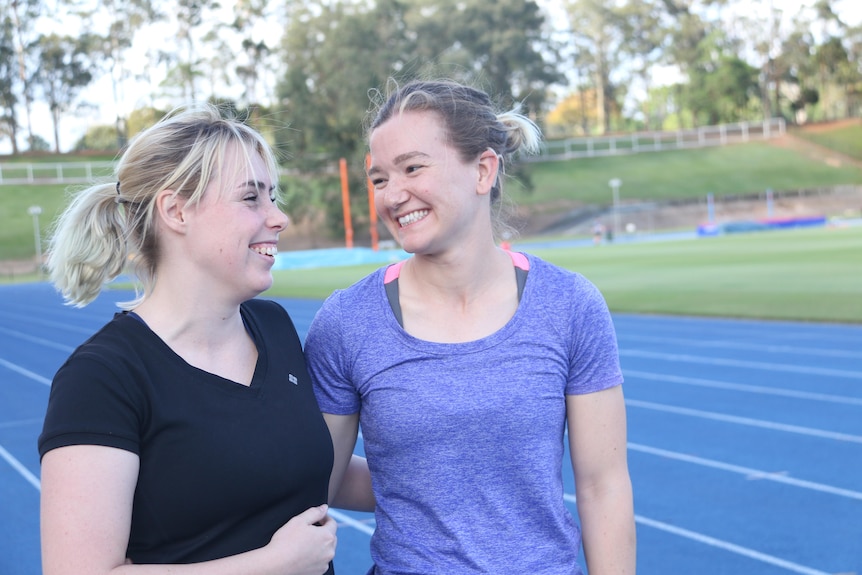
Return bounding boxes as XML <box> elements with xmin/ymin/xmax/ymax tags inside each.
<box><xmin>252</xmin><ymin>245</ymin><xmax>278</xmax><ymax>256</ymax></box>
<box><xmin>398</xmin><ymin>210</ymin><xmax>428</xmax><ymax>227</ymax></box>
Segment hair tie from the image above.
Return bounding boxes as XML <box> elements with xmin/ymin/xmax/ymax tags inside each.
<box><xmin>116</xmin><ymin>181</ymin><xmax>121</xmax><ymax>195</ymax></box>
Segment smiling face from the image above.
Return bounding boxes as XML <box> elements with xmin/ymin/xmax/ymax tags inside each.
<box><xmin>368</xmin><ymin>111</ymin><xmax>496</xmax><ymax>256</ymax></box>
<box><xmin>182</xmin><ymin>142</ymin><xmax>289</xmax><ymax>302</ymax></box>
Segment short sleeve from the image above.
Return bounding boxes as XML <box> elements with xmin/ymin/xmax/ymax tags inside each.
<box><xmin>305</xmin><ymin>291</ymin><xmax>362</xmax><ymax>415</ymax></box>
<box><xmin>565</xmin><ymin>275</ymin><xmax>624</xmax><ymax>396</ymax></box>
<box><xmin>38</xmin><ymin>351</ymin><xmax>144</xmax><ymax>458</ymax></box>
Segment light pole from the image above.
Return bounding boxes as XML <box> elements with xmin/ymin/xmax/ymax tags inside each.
<box><xmin>28</xmin><ymin>205</ymin><xmax>43</xmax><ymax>277</ymax></box>
<box><xmin>608</xmin><ymin>178</ymin><xmax>621</xmax><ymax>240</ymax></box>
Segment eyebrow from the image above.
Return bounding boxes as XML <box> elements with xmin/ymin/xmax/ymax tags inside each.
<box><xmin>367</xmin><ymin>151</ymin><xmax>429</xmax><ymax>177</ymax></box>
<box><xmin>239</xmin><ymin>180</ymin><xmax>275</xmax><ymax>193</ymax></box>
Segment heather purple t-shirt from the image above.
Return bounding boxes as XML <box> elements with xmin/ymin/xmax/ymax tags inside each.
<box><xmin>306</xmin><ymin>252</ymin><xmax>623</xmax><ymax>575</ymax></box>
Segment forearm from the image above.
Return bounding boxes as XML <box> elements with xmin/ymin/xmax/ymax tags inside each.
<box><xmin>330</xmin><ymin>454</ymin><xmax>375</xmax><ymax>512</ymax></box>
<box><xmin>46</xmin><ymin>544</ymin><xmax>279</xmax><ymax>575</ymax></box>
<box><xmin>576</xmin><ymin>476</ymin><xmax>636</xmax><ymax>575</ymax></box>
<box><xmin>105</xmin><ymin>548</ymin><xmax>281</xmax><ymax>575</ymax></box>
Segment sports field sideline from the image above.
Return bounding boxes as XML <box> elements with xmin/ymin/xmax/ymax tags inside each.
<box><xmin>1</xmin><ymin>280</ymin><xmax>860</xmax><ymax>574</ymax></box>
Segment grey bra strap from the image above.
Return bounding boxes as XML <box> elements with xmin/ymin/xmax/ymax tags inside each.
<box><xmin>385</xmin><ymin>265</ymin><xmax>527</xmax><ymax>328</ymax></box>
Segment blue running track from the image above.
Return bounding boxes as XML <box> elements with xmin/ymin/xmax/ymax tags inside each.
<box><xmin>1</xmin><ymin>282</ymin><xmax>860</xmax><ymax>575</ymax></box>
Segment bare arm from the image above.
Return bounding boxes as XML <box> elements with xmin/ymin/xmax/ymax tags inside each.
<box><xmin>40</xmin><ymin>445</ymin><xmax>337</xmax><ymax>575</ymax></box>
<box><xmin>567</xmin><ymin>385</ymin><xmax>636</xmax><ymax>575</ymax></box>
<box><xmin>323</xmin><ymin>413</ymin><xmax>375</xmax><ymax>512</ymax></box>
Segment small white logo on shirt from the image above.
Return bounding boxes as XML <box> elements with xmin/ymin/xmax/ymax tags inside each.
<box><xmin>289</xmin><ymin>374</ymin><xmax>298</xmax><ymax>385</ymax></box>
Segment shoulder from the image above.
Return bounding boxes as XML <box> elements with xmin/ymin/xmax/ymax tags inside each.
<box><xmin>523</xmin><ymin>253</ymin><xmax>600</xmax><ymax>296</ymax></box>
<box><xmin>70</xmin><ymin>313</ymin><xmax>151</xmax><ymax>366</ymax></box>
<box><xmin>520</xmin><ymin>253</ymin><xmax>611</xmax><ymax>325</ymax></box>
<box><xmin>316</xmin><ymin>266</ymin><xmax>387</xmax><ymax>316</ymax></box>
<box><xmin>242</xmin><ymin>298</ymin><xmax>301</xmax><ymax>344</ymax></box>
<box><xmin>242</xmin><ymin>297</ymin><xmax>287</xmax><ymax>316</ymax></box>
<box><xmin>307</xmin><ymin>266</ymin><xmax>389</xmax><ymax>346</ymax></box>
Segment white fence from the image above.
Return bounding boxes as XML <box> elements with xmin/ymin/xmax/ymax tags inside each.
<box><xmin>0</xmin><ymin>118</ymin><xmax>788</xmax><ymax>183</ymax></box>
<box><xmin>529</xmin><ymin>117</ymin><xmax>787</xmax><ymax>162</ymax></box>
<box><xmin>0</xmin><ymin>161</ymin><xmax>116</xmax><ymax>185</ymax></box>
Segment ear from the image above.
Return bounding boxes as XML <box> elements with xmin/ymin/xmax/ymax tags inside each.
<box><xmin>154</xmin><ymin>188</ymin><xmax>188</xmax><ymax>234</ymax></box>
<box><xmin>475</xmin><ymin>149</ymin><xmax>500</xmax><ymax>197</ymax></box>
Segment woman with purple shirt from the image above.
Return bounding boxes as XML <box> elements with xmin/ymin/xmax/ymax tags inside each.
<box><xmin>306</xmin><ymin>79</ymin><xmax>636</xmax><ymax>575</ymax></box>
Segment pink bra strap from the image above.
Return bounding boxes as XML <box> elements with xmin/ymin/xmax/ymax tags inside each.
<box><xmin>508</xmin><ymin>250</ymin><xmax>530</xmax><ymax>271</ymax></box>
<box><xmin>384</xmin><ymin>260</ymin><xmax>405</xmax><ymax>284</ymax></box>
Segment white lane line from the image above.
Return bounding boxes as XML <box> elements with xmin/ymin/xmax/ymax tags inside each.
<box><xmin>0</xmin><ymin>310</ymin><xmax>96</xmax><ymax>334</ymax></box>
<box><xmin>563</xmin><ymin>494</ymin><xmax>832</xmax><ymax>575</ymax></box>
<box><xmin>633</xmin><ymin>515</ymin><xmax>831</xmax><ymax>575</ymax></box>
<box><xmin>0</xmin><ymin>418</ymin><xmax>44</xmax><ymax>430</ymax></box>
<box><xmin>625</xmin><ymin>370</ymin><xmax>862</xmax><ymax>406</ymax></box>
<box><xmin>0</xmin><ymin>444</ymin><xmax>41</xmax><ymax>491</ymax></box>
<box><xmin>620</xmin><ymin>335</ymin><xmax>862</xmax><ymax>359</ymax></box>
<box><xmin>628</xmin><ymin>442</ymin><xmax>862</xmax><ymax>500</ymax></box>
<box><xmin>626</xmin><ymin>399</ymin><xmax>862</xmax><ymax>444</ymax></box>
<box><xmin>328</xmin><ymin>509</ymin><xmax>375</xmax><ymax>535</ymax></box>
<box><xmin>0</xmin><ymin>326</ymin><xmax>76</xmax><ymax>353</ymax></box>
<box><xmin>0</xmin><ymin>358</ymin><xmax>51</xmax><ymax>385</ymax></box>
<box><xmin>620</xmin><ymin>349</ymin><xmax>862</xmax><ymax>379</ymax></box>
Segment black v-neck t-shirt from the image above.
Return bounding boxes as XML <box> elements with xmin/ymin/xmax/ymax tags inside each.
<box><xmin>39</xmin><ymin>299</ymin><xmax>334</xmax><ymax>570</ymax></box>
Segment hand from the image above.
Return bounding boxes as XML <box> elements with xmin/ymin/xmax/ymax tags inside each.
<box><xmin>267</xmin><ymin>505</ymin><xmax>337</xmax><ymax>575</ymax></box>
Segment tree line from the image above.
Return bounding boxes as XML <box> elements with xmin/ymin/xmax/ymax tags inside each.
<box><xmin>1</xmin><ymin>0</ymin><xmax>860</xmax><ymax>237</ymax></box>
<box><xmin>2</xmin><ymin>0</ymin><xmax>860</xmax><ymax>155</ymax></box>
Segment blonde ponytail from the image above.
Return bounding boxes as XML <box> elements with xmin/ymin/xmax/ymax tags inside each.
<box><xmin>47</xmin><ymin>183</ymin><xmax>130</xmax><ymax>307</ymax></box>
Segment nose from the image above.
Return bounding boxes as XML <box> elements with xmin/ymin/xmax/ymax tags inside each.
<box><xmin>379</xmin><ymin>181</ymin><xmax>409</xmax><ymax>212</ymax></box>
<box><xmin>269</xmin><ymin>202</ymin><xmax>289</xmax><ymax>232</ymax></box>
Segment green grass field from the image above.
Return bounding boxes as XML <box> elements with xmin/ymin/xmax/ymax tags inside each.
<box><xmin>0</xmin><ymin>183</ymin><xmax>71</xmax><ymax>260</ymax></box>
<box><xmin>792</xmin><ymin>121</ymin><xmax>862</xmax><ymax>162</ymax></box>
<box><xmin>262</xmin><ymin>225</ymin><xmax>862</xmax><ymax>324</ymax></box>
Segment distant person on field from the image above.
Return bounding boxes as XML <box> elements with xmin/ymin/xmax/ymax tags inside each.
<box><xmin>305</xmin><ymin>79</ymin><xmax>636</xmax><ymax>575</ymax></box>
<box><xmin>593</xmin><ymin>220</ymin><xmax>605</xmax><ymax>245</ymax></box>
<box><xmin>38</xmin><ymin>104</ymin><xmax>373</xmax><ymax>575</ymax></box>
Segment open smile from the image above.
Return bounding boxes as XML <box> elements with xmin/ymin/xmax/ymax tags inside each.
<box><xmin>398</xmin><ymin>210</ymin><xmax>429</xmax><ymax>227</ymax></box>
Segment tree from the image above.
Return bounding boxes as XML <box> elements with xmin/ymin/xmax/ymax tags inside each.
<box><xmin>277</xmin><ymin>0</ymin><xmax>413</xmax><ymax>240</ymax></box>
<box><xmin>159</xmin><ymin>0</ymin><xmax>220</xmax><ymax>102</ymax></box>
<box><xmin>446</xmin><ymin>0</ymin><xmax>560</xmax><ymax>115</ymax></box>
<box><xmin>564</xmin><ymin>0</ymin><xmax>625</xmax><ymax>133</ymax></box>
<box><xmin>275</xmin><ymin>0</ymin><xmax>557</xmax><ymax>239</ymax></box>
<box><xmin>814</xmin><ymin>36</ymin><xmax>857</xmax><ymax>119</ymax></box>
<box><xmin>545</xmin><ymin>88</ymin><xmax>600</xmax><ymax>136</ymax></box>
<box><xmin>616</xmin><ymin>0</ymin><xmax>667</xmax><ymax>130</ymax></box>
<box><xmin>74</xmin><ymin>124</ymin><xmax>121</xmax><ymax>151</ymax></box>
<box><xmin>656</xmin><ymin>0</ymin><xmax>726</xmax><ymax>128</ymax></box>
<box><xmin>31</xmin><ymin>33</ymin><xmax>96</xmax><ymax>153</ymax></box>
<box><xmin>0</xmin><ymin>9</ymin><xmax>20</xmax><ymax>153</ymax></box>
<box><xmin>231</xmin><ymin>0</ymin><xmax>276</xmax><ymax>106</ymax></box>
<box><xmin>75</xmin><ymin>0</ymin><xmax>161</xmax><ymax>148</ymax></box>
<box><xmin>6</xmin><ymin>0</ymin><xmax>41</xmax><ymax>150</ymax></box>
<box><xmin>685</xmin><ymin>54</ymin><xmax>760</xmax><ymax>124</ymax></box>
<box><xmin>775</xmin><ymin>23</ymin><xmax>819</xmax><ymax>123</ymax></box>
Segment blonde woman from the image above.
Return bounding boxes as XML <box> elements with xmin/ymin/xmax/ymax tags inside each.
<box><xmin>39</xmin><ymin>104</ymin><xmax>371</xmax><ymax>575</ymax></box>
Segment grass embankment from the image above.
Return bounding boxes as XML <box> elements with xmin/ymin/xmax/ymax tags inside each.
<box><xmin>791</xmin><ymin>119</ymin><xmax>862</xmax><ymax>162</ymax></box>
<box><xmin>4</xmin><ymin>138</ymin><xmax>861</xmax><ymax>261</ymax></box>
<box><xmin>512</xmin><ymin>141</ymin><xmax>862</xmax><ymax>207</ymax></box>
<box><xmin>264</xmin><ymin>225</ymin><xmax>862</xmax><ymax>324</ymax></box>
